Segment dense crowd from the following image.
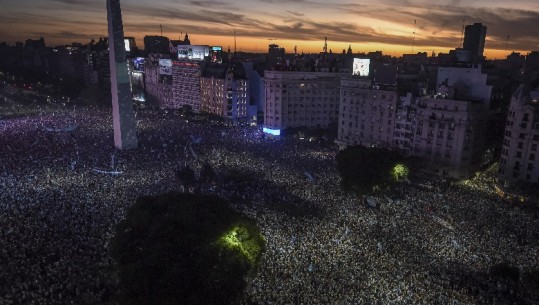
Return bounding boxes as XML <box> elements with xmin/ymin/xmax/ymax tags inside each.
<box><xmin>0</xmin><ymin>105</ymin><xmax>538</xmax><ymax>305</ymax></box>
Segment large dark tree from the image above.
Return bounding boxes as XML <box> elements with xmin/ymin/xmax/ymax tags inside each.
<box><xmin>336</xmin><ymin>146</ymin><xmax>408</xmax><ymax>194</ymax></box>
<box><xmin>111</xmin><ymin>192</ymin><xmax>266</xmax><ymax>305</ymax></box>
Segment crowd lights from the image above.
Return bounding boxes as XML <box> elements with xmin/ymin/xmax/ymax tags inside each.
<box><xmin>263</xmin><ymin>127</ymin><xmax>281</xmax><ymax>136</ymax></box>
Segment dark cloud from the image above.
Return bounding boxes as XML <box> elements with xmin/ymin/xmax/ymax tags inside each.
<box><xmin>187</xmin><ymin>1</ymin><xmax>231</xmax><ymax>8</ymax></box>
<box><xmin>336</xmin><ymin>4</ymin><xmax>539</xmax><ymax>51</ymax></box>
<box><xmin>286</xmin><ymin>11</ymin><xmax>305</xmax><ymax>17</ymax></box>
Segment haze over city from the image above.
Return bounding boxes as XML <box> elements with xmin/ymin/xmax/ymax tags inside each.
<box><xmin>1</xmin><ymin>0</ymin><xmax>539</xmax><ymax>58</ymax></box>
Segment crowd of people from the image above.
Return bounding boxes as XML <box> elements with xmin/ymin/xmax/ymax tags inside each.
<box><xmin>0</xmin><ymin>104</ymin><xmax>537</xmax><ymax>304</ymax></box>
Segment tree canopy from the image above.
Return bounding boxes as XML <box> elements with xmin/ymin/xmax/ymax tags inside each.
<box><xmin>111</xmin><ymin>192</ymin><xmax>266</xmax><ymax>305</ymax></box>
<box><xmin>336</xmin><ymin>146</ymin><xmax>408</xmax><ymax>194</ymax></box>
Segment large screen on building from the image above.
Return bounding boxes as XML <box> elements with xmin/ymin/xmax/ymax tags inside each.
<box><xmin>353</xmin><ymin>58</ymin><xmax>370</xmax><ymax>76</ymax></box>
<box><xmin>178</xmin><ymin>45</ymin><xmax>210</xmax><ymax>61</ymax></box>
<box><xmin>159</xmin><ymin>59</ymin><xmax>172</xmax><ymax>75</ymax></box>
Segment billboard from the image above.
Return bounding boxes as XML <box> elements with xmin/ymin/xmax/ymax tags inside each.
<box><xmin>353</xmin><ymin>58</ymin><xmax>370</xmax><ymax>76</ymax></box>
<box><xmin>159</xmin><ymin>59</ymin><xmax>172</xmax><ymax>75</ymax></box>
<box><xmin>210</xmin><ymin>46</ymin><xmax>223</xmax><ymax>63</ymax></box>
<box><xmin>178</xmin><ymin>45</ymin><xmax>210</xmax><ymax>61</ymax></box>
<box><xmin>124</xmin><ymin>39</ymin><xmax>131</xmax><ymax>52</ymax></box>
<box><xmin>133</xmin><ymin>57</ymin><xmax>145</xmax><ymax>72</ymax></box>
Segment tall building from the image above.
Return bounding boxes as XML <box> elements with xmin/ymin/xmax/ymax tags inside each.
<box><xmin>144</xmin><ymin>35</ymin><xmax>170</xmax><ymax>55</ymax></box>
<box><xmin>171</xmin><ymin>61</ymin><xmax>203</xmax><ymax>111</ymax></box>
<box><xmin>337</xmin><ymin>78</ymin><xmax>397</xmax><ymax>148</ymax></box>
<box><xmin>499</xmin><ymin>85</ymin><xmax>539</xmax><ymax>187</ymax></box>
<box><xmin>200</xmin><ymin>62</ymin><xmax>249</xmax><ymax>124</ymax></box>
<box><xmin>463</xmin><ymin>23</ymin><xmax>487</xmax><ymax>62</ymax></box>
<box><xmin>263</xmin><ymin>70</ymin><xmax>343</xmax><ymax>134</ymax></box>
<box><xmin>267</xmin><ymin>44</ymin><xmax>285</xmax><ymax>69</ymax></box>
<box><xmin>409</xmin><ymin>86</ymin><xmax>488</xmax><ymax>177</ymax></box>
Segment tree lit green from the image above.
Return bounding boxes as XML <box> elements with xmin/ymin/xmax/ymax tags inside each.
<box><xmin>336</xmin><ymin>146</ymin><xmax>409</xmax><ymax>194</ymax></box>
<box><xmin>392</xmin><ymin>163</ymin><xmax>409</xmax><ymax>181</ymax></box>
<box><xmin>219</xmin><ymin>225</ymin><xmax>265</xmax><ymax>265</ymax></box>
<box><xmin>111</xmin><ymin>192</ymin><xmax>265</xmax><ymax>305</ymax></box>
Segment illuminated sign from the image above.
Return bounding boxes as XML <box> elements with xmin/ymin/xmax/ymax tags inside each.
<box><xmin>159</xmin><ymin>59</ymin><xmax>172</xmax><ymax>75</ymax></box>
<box><xmin>353</xmin><ymin>58</ymin><xmax>370</xmax><ymax>76</ymax></box>
<box><xmin>178</xmin><ymin>45</ymin><xmax>210</xmax><ymax>61</ymax></box>
<box><xmin>263</xmin><ymin>127</ymin><xmax>281</xmax><ymax>136</ymax></box>
<box><xmin>133</xmin><ymin>57</ymin><xmax>145</xmax><ymax>71</ymax></box>
<box><xmin>210</xmin><ymin>46</ymin><xmax>223</xmax><ymax>63</ymax></box>
<box><xmin>124</xmin><ymin>39</ymin><xmax>130</xmax><ymax>52</ymax></box>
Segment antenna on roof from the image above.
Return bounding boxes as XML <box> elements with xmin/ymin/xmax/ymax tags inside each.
<box><xmin>160</xmin><ymin>24</ymin><xmax>163</xmax><ymax>36</ymax></box>
<box><xmin>234</xmin><ymin>29</ymin><xmax>237</xmax><ymax>54</ymax></box>
<box><xmin>460</xmin><ymin>18</ymin><xmax>465</xmax><ymax>48</ymax></box>
<box><xmin>412</xmin><ymin>19</ymin><xmax>417</xmax><ymax>54</ymax></box>
<box><xmin>505</xmin><ymin>35</ymin><xmax>511</xmax><ymax>56</ymax></box>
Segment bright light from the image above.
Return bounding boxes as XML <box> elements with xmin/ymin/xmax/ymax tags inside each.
<box><xmin>353</xmin><ymin>58</ymin><xmax>370</xmax><ymax>76</ymax></box>
<box><xmin>219</xmin><ymin>225</ymin><xmax>264</xmax><ymax>264</ymax></box>
<box><xmin>263</xmin><ymin>127</ymin><xmax>281</xmax><ymax>136</ymax></box>
<box><xmin>124</xmin><ymin>39</ymin><xmax>130</xmax><ymax>52</ymax></box>
<box><xmin>392</xmin><ymin>163</ymin><xmax>409</xmax><ymax>181</ymax></box>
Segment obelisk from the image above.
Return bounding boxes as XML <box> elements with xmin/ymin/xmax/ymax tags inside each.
<box><xmin>107</xmin><ymin>0</ymin><xmax>138</xmax><ymax>150</ymax></box>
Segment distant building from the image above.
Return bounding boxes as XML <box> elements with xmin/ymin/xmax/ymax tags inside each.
<box><xmin>263</xmin><ymin>70</ymin><xmax>342</xmax><ymax>134</ymax></box>
<box><xmin>169</xmin><ymin>33</ymin><xmax>191</xmax><ymax>59</ymax></box>
<box><xmin>200</xmin><ymin>62</ymin><xmax>249</xmax><ymax>124</ymax></box>
<box><xmin>337</xmin><ymin>78</ymin><xmax>397</xmax><ymax>148</ymax></box>
<box><xmin>50</xmin><ymin>45</ymin><xmax>84</xmax><ymax>83</ymax></box>
<box><xmin>437</xmin><ymin>65</ymin><xmax>492</xmax><ymax>104</ymax></box>
<box><xmin>144</xmin><ymin>35</ymin><xmax>170</xmax><ymax>56</ymax></box>
<box><xmin>267</xmin><ymin>44</ymin><xmax>285</xmax><ymax>69</ymax></box>
<box><xmin>242</xmin><ymin>62</ymin><xmax>265</xmax><ymax>119</ymax></box>
<box><xmin>144</xmin><ymin>56</ymin><xmax>173</xmax><ymax>108</ymax></box>
<box><xmin>463</xmin><ymin>23</ymin><xmax>487</xmax><ymax>62</ymax></box>
<box><xmin>499</xmin><ymin>85</ymin><xmax>539</xmax><ymax>187</ymax></box>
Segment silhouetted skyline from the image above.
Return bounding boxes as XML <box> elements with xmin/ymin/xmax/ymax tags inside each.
<box><xmin>1</xmin><ymin>0</ymin><xmax>539</xmax><ymax>58</ymax></box>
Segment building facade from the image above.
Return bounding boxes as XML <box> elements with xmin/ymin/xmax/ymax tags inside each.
<box><xmin>144</xmin><ymin>35</ymin><xmax>170</xmax><ymax>56</ymax></box>
<box><xmin>463</xmin><ymin>23</ymin><xmax>487</xmax><ymax>62</ymax></box>
<box><xmin>499</xmin><ymin>85</ymin><xmax>539</xmax><ymax>187</ymax></box>
<box><xmin>264</xmin><ymin>71</ymin><xmax>343</xmax><ymax>133</ymax></box>
<box><xmin>337</xmin><ymin>78</ymin><xmax>397</xmax><ymax>148</ymax></box>
<box><xmin>171</xmin><ymin>61</ymin><xmax>203</xmax><ymax>111</ymax></box>
<box><xmin>200</xmin><ymin>63</ymin><xmax>249</xmax><ymax>124</ymax></box>
<box><xmin>409</xmin><ymin>88</ymin><xmax>488</xmax><ymax>177</ymax></box>
<box><xmin>144</xmin><ymin>61</ymin><xmax>173</xmax><ymax>108</ymax></box>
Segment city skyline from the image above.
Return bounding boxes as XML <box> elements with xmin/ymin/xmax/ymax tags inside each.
<box><xmin>1</xmin><ymin>0</ymin><xmax>539</xmax><ymax>58</ymax></box>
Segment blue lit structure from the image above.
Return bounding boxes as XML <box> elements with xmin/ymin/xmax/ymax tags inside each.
<box><xmin>263</xmin><ymin>127</ymin><xmax>281</xmax><ymax>136</ymax></box>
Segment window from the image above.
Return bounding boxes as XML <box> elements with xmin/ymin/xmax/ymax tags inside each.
<box><xmin>516</xmin><ymin>151</ymin><xmax>522</xmax><ymax>158</ymax></box>
<box><xmin>518</xmin><ymin>142</ymin><xmax>524</xmax><ymax>149</ymax></box>
<box><xmin>532</xmin><ymin>144</ymin><xmax>537</xmax><ymax>151</ymax></box>
<box><xmin>530</xmin><ymin>154</ymin><xmax>535</xmax><ymax>161</ymax></box>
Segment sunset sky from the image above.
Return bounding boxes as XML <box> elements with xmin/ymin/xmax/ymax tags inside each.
<box><xmin>1</xmin><ymin>0</ymin><xmax>538</xmax><ymax>58</ymax></box>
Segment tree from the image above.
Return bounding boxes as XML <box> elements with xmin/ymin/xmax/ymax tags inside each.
<box><xmin>336</xmin><ymin>146</ymin><xmax>408</xmax><ymax>194</ymax></box>
<box><xmin>175</xmin><ymin>166</ymin><xmax>195</xmax><ymax>192</ymax></box>
<box><xmin>111</xmin><ymin>192</ymin><xmax>266</xmax><ymax>305</ymax></box>
<box><xmin>199</xmin><ymin>162</ymin><xmax>216</xmax><ymax>183</ymax></box>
